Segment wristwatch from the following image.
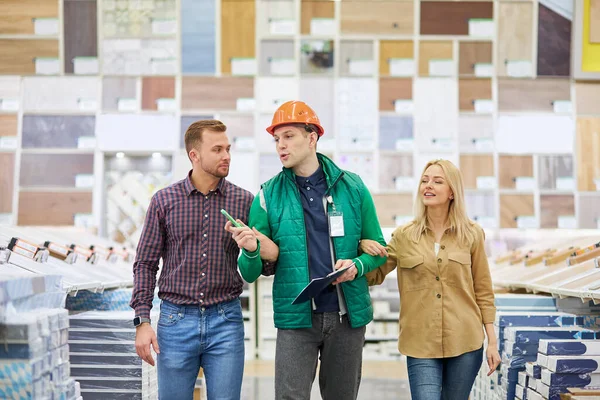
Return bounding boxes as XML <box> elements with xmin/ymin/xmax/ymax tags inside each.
<box><xmin>133</xmin><ymin>316</ymin><xmax>151</xmax><ymax>327</ymax></box>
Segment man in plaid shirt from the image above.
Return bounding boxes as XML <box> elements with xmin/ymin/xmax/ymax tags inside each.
<box><xmin>130</xmin><ymin>120</ymin><xmax>277</xmax><ymax>400</ymax></box>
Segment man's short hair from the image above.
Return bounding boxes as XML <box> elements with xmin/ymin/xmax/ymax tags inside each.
<box><xmin>184</xmin><ymin>120</ymin><xmax>227</xmax><ymax>154</ymax></box>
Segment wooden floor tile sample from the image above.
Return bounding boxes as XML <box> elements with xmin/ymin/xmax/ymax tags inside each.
<box><xmin>578</xmin><ymin>195</ymin><xmax>600</xmax><ymax>229</ymax></box>
<box><xmin>372</xmin><ymin>193</ymin><xmax>414</xmax><ymax>226</ymax></box>
<box><xmin>18</xmin><ymin>191</ymin><xmax>93</xmax><ymax>226</ymax></box>
<box><xmin>576</xmin><ymin>118</ymin><xmax>600</xmax><ymax>191</ymax></box>
<box><xmin>575</xmin><ymin>82</ymin><xmax>600</xmax><ymax>115</ymax></box>
<box><xmin>459</xmin><ymin>78</ymin><xmax>492</xmax><ymax>111</ymax></box>
<box><xmin>459</xmin><ymin>42</ymin><xmax>492</xmax><ymax>77</ymax></box>
<box><xmin>420</xmin><ymin>1</ymin><xmax>493</xmax><ymax>35</ymax></box>
<box><xmin>379</xmin><ymin>154</ymin><xmax>413</xmax><ymax>191</ymax></box>
<box><xmin>498</xmin><ymin>78</ymin><xmax>570</xmax><ymax>112</ymax></box>
<box><xmin>20</xmin><ymin>154</ymin><xmax>94</xmax><ymax>187</ymax></box>
<box><xmin>419</xmin><ymin>41</ymin><xmax>453</xmax><ymax>76</ymax></box>
<box><xmin>500</xmin><ymin>194</ymin><xmax>534</xmax><ymax>228</ymax></box>
<box><xmin>182</xmin><ymin>77</ymin><xmax>254</xmax><ymax>110</ymax></box>
<box><xmin>459</xmin><ymin>155</ymin><xmax>494</xmax><ymax>189</ymax></box>
<box><xmin>64</xmin><ymin>0</ymin><xmax>97</xmax><ymax>74</ymax></box>
<box><xmin>379</xmin><ymin>78</ymin><xmax>412</xmax><ymax>111</ymax></box>
<box><xmin>0</xmin><ymin>115</ymin><xmax>18</xmax><ymax>137</ymax></box>
<box><xmin>0</xmin><ymin>153</ymin><xmax>15</xmax><ymax>213</ymax></box>
<box><xmin>221</xmin><ymin>0</ymin><xmax>255</xmax><ymax>74</ymax></box>
<box><xmin>301</xmin><ymin>0</ymin><xmax>334</xmax><ymax>35</ymax></box>
<box><xmin>0</xmin><ymin>76</ymin><xmax>21</xmax><ymax>100</ymax></box>
<box><xmin>538</xmin><ymin>155</ymin><xmax>573</xmax><ymax>190</ymax></box>
<box><xmin>379</xmin><ymin>41</ymin><xmax>414</xmax><ymax>76</ymax></box>
<box><xmin>340</xmin><ymin>41</ymin><xmax>374</xmax><ymax>76</ymax></box>
<box><xmin>0</xmin><ymin>39</ymin><xmax>59</xmax><ymax>75</ymax></box>
<box><xmin>0</xmin><ymin>0</ymin><xmax>58</xmax><ymax>35</ymax></box>
<box><xmin>102</xmin><ymin>77</ymin><xmax>138</xmax><ymax>111</ymax></box>
<box><xmin>499</xmin><ymin>155</ymin><xmax>534</xmax><ymax>189</ymax></box>
<box><xmin>142</xmin><ymin>77</ymin><xmax>175</xmax><ymax>111</ymax></box>
<box><xmin>497</xmin><ymin>2</ymin><xmax>534</xmax><ymax>76</ymax></box>
<box><xmin>591</xmin><ymin>0</ymin><xmax>600</xmax><ymax>43</ymax></box>
<box><xmin>341</xmin><ymin>1</ymin><xmax>413</xmax><ymax>35</ymax></box>
<box><xmin>537</xmin><ymin>3</ymin><xmax>571</xmax><ymax>77</ymax></box>
<box><xmin>540</xmin><ymin>195</ymin><xmax>575</xmax><ymax>228</ymax></box>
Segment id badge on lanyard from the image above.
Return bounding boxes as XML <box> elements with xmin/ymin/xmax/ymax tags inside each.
<box><xmin>326</xmin><ymin>195</ymin><xmax>345</xmax><ymax>237</ymax></box>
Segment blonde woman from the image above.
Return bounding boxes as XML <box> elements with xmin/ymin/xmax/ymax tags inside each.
<box><xmin>361</xmin><ymin>159</ymin><xmax>501</xmax><ymax>400</ymax></box>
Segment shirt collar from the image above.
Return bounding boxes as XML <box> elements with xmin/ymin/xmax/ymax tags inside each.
<box><xmin>185</xmin><ymin>170</ymin><xmax>229</xmax><ymax>196</ymax></box>
<box><xmin>295</xmin><ymin>164</ymin><xmax>324</xmax><ymax>186</ymax></box>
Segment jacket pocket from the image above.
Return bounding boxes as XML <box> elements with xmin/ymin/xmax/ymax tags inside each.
<box><xmin>398</xmin><ymin>255</ymin><xmax>426</xmax><ymax>292</ymax></box>
<box><xmin>447</xmin><ymin>251</ymin><xmax>473</xmax><ymax>289</ymax></box>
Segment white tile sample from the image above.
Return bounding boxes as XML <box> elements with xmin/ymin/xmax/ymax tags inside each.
<box><xmin>256</xmin><ymin>77</ymin><xmax>299</xmax><ymax>113</ymax></box>
<box><xmin>96</xmin><ymin>114</ymin><xmax>178</xmax><ymax>151</ymax></box>
<box><xmin>336</xmin><ymin>78</ymin><xmax>378</xmax><ymax>151</ymax></box>
<box><xmin>496</xmin><ymin>115</ymin><xmax>574</xmax><ymax>154</ymax></box>
<box><xmin>23</xmin><ymin>77</ymin><xmax>99</xmax><ymax>112</ymax></box>
<box><xmin>414</xmin><ymin>78</ymin><xmax>458</xmax><ymax>151</ymax></box>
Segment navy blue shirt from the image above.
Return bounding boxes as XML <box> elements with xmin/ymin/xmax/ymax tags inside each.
<box><xmin>295</xmin><ymin>165</ymin><xmax>339</xmax><ymax>313</ymax></box>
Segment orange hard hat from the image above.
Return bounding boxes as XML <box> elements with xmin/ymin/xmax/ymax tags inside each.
<box><xmin>266</xmin><ymin>100</ymin><xmax>325</xmax><ymax>136</ymax></box>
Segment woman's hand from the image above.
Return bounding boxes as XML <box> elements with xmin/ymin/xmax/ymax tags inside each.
<box><xmin>486</xmin><ymin>345</ymin><xmax>501</xmax><ymax>376</ymax></box>
<box><xmin>359</xmin><ymin>239</ymin><xmax>388</xmax><ymax>257</ymax></box>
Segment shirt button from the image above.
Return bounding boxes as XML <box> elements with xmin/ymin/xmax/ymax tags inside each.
<box><xmin>203</xmin><ymin>234</ymin><xmax>207</xmax><ymax>238</ymax></box>
<box><xmin>436</xmin><ymin>276</ymin><xmax>440</xmax><ymax>281</ymax></box>
<box><xmin>202</xmin><ymin>253</ymin><xmax>206</xmax><ymax>257</ymax></box>
<box><xmin>202</xmin><ymin>272</ymin><xmax>205</xmax><ymax>277</ymax></box>
<box><xmin>200</xmin><ymin>293</ymin><xmax>204</xmax><ymax>296</ymax></box>
<box><xmin>204</xmin><ymin>214</ymin><xmax>208</xmax><ymax>218</ymax></box>
<box><xmin>437</xmin><ymin>258</ymin><xmax>442</xmax><ymax>263</ymax></box>
<box><xmin>441</xmin><ymin>245</ymin><xmax>445</xmax><ymax>250</ymax></box>
<box><xmin>309</xmin><ymin>198</ymin><xmax>313</xmax><ymax>202</ymax></box>
<box><xmin>437</xmin><ymin>294</ymin><xmax>441</xmax><ymax>299</ymax></box>
<box><xmin>307</xmin><ymin>187</ymin><xmax>311</xmax><ymax>191</ymax></box>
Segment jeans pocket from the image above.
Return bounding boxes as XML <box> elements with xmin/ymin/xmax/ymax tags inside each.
<box><xmin>219</xmin><ymin>301</ymin><xmax>243</xmax><ymax>323</ymax></box>
<box><xmin>158</xmin><ymin>305</ymin><xmax>185</xmax><ymax>327</ymax></box>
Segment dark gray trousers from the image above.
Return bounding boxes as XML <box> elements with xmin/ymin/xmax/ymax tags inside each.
<box><xmin>274</xmin><ymin>312</ymin><xmax>366</xmax><ymax>400</ymax></box>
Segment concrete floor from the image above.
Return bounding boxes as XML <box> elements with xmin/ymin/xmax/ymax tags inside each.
<box><xmin>241</xmin><ymin>360</ymin><xmax>411</xmax><ymax>399</ymax></box>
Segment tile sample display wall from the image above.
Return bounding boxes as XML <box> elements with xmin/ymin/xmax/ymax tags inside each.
<box><xmin>0</xmin><ymin>0</ymin><xmax>598</xmax><ymax>233</ymax></box>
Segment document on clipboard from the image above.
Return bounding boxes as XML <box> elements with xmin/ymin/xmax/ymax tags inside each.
<box><xmin>291</xmin><ymin>263</ymin><xmax>355</xmax><ymax>305</ymax></box>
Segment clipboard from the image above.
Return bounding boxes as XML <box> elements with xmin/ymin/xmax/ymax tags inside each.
<box><xmin>291</xmin><ymin>263</ymin><xmax>355</xmax><ymax>305</ymax></box>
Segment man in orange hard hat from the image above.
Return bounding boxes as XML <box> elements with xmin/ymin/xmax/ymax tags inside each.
<box><xmin>226</xmin><ymin>101</ymin><xmax>388</xmax><ymax>399</ymax></box>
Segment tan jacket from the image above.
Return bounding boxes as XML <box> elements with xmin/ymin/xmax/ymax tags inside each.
<box><xmin>366</xmin><ymin>223</ymin><xmax>496</xmax><ymax>358</ymax></box>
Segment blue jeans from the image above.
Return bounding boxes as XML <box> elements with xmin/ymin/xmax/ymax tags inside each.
<box><xmin>406</xmin><ymin>347</ymin><xmax>483</xmax><ymax>400</ymax></box>
<box><xmin>157</xmin><ymin>299</ymin><xmax>245</xmax><ymax>400</ymax></box>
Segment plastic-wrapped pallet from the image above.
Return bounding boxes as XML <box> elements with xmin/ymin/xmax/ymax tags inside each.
<box><xmin>65</xmin><ymin>288</ymin><xmax>160</xmax><ymax>312</ymax></box>
<box><xmin>68</xmin><ymin>311</ymin><xmax>158</xmax><ymax>400</ymax></box>
<box><xmin>0</xmin><ymin>272</ymin><xmax>79</xmax><ymax>400</ymax></box>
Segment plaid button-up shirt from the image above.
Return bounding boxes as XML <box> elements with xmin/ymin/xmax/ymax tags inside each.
<box><xmin>130</xmin><ymin>171</ymin><xmax>254</xmax><ymax>319</ymax></box>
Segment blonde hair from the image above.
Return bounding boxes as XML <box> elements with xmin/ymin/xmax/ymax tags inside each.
<box><xmin>402</xmin><ymin>159</ymin><xmax>476</xmax><ymax>246</ymax></box>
